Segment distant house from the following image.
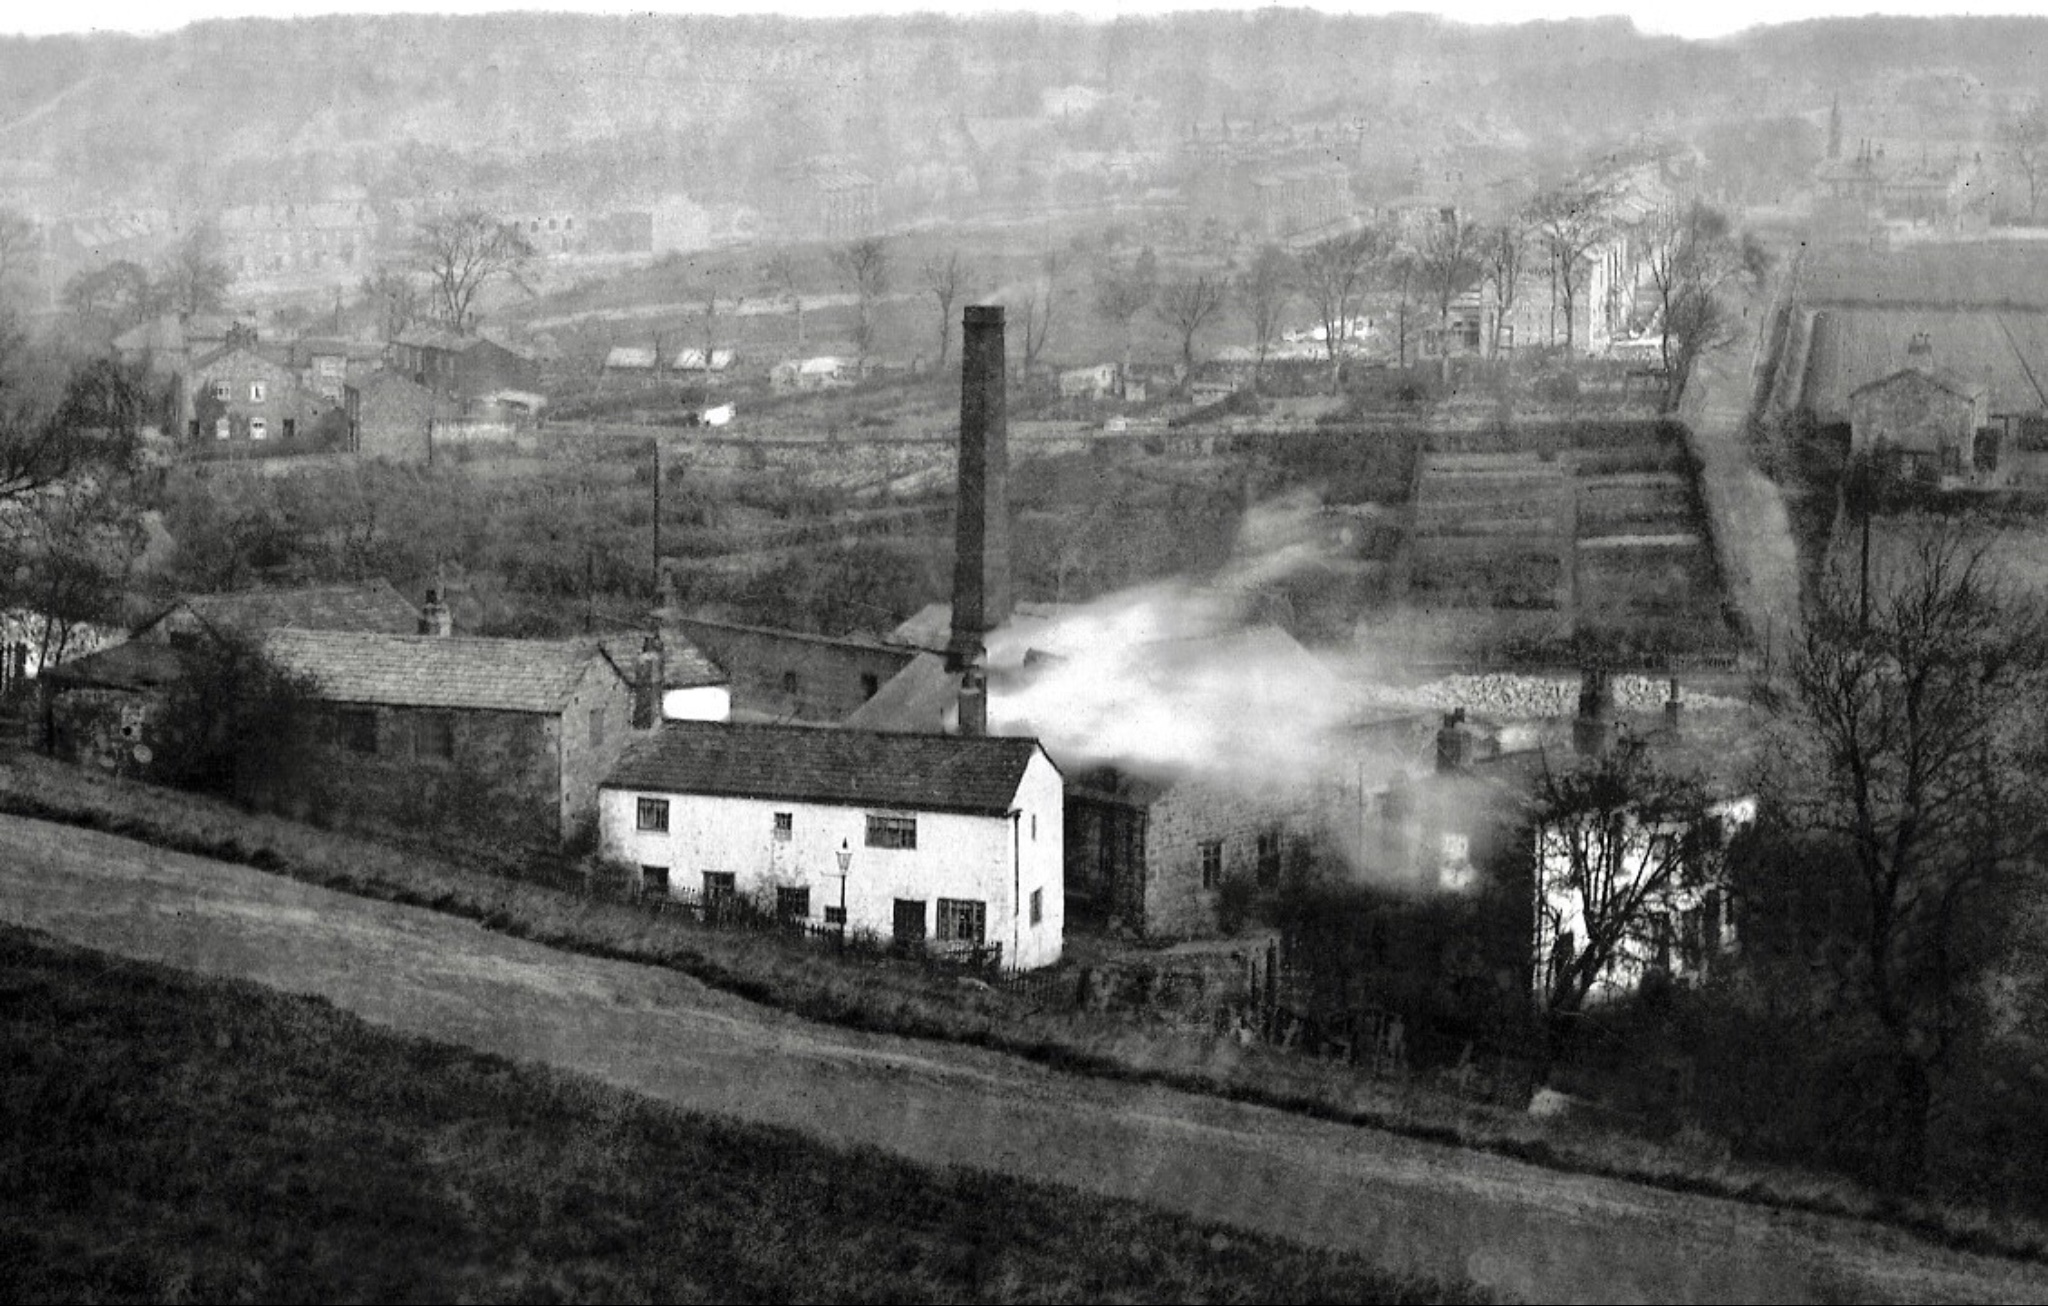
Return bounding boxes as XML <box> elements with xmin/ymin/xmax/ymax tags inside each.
<box><xmin>182</xmin><ymin>339</ymin><xmax>314</xmax><ymax>445</ymax></box>
<box><xmin>1058</xmin><ymin>363</ymin><xmax>1119</xmax><ymax>400</ymax></box>
<box><xmin>1848</xmin><ymin>363</ymin><xmax>1990</xmax><ymax>482</ymax></box>
<box><xmin>391</xmin><ymin>327</ymin><xmax>540</xmax><ymax>401</ymax></box>
<box><xmin>600</xmin><ymin>722</ymin><xmax>1065</xmax><ymax>969</ymax></box>
<box><xmin>769</xmin><ymin>356</ymin><xmax>852</xmax><ymax>394</ymax></box>
<box><xmin>292</xmin><ymin>336</ymin><xmax>384</xmax><ymax>403</ymax></box>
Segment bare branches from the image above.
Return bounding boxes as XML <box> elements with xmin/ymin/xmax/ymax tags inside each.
<box><xmin>764</xmin><ymin>250</ymin><xmax>807</xmax><ymax>350</ymax></box>
<box><xmin>1016</xmin><ymin>252</ymin><xmax>1063</xmax><ymax>379</ymax></box>
<box><xmin>832</xmin><ymin>237</ymin><xmax>890</xmax><ymax>369</ymax></box>
<box><xmin>1235</xmin><ymin>244</ymin><xmax>1293</xmax><ymax>390</ymax></box>
<box><xmin>920</xmin><ymin>251</ymin><xmax>965</xmax><ymax>371</ymax></box>
<box><xmin>413</xmin><ymin>209</ymin><xmax>531</xmax><ymax>332</ymax></box>
<box><xmin>1296</xmin><ymin>227</ymin><xmax>1389</xmax><ymax>391</ymax></box>
<box><xmin>1644</xmin><ymin>200</ymin><xmax>1743</xmax><ymax>412</ymax></box>
<box><xmin>1153</xmin><ymin>273</ymin><xmax>1228</xmax><ymax>379</ymax></box>
<box><xmin>1481</xmin><ymin>221</ymin><xmax>1528</xmax><ymax>357</ymax></box>
<box><xmin>1529</xmin><ymin>182</ymin><xmax>1616</xmax><ymax>353</ymax></box>
<box><xmin>1997</xmin><ymin>102</ymin><xmax>2048</xmax><ymax>223</ymax></box>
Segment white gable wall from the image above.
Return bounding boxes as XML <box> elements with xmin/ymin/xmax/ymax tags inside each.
<box><xmin>600</xmin><ymin>747</ymin><xmax>1063</xmax><ymax>969</ymax></box>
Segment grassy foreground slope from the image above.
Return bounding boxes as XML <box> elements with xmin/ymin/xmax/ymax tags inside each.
<box><xmin>0</xmin><ymin>926</ymin><xmax>1484</xmax><ymax>1305</ymax></box>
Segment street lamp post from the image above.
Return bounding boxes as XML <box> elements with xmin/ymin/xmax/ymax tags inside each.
<box><xmin>834</xmin><ymin>838</ymin><xmax>853</xmax><ymax>942</ymax></box>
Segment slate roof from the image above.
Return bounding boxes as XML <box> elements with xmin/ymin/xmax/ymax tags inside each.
<box><xmin>42</xmin><ymin>641</ymin><xmax>191</xmax><ymax>692</ymax></box>
<box><xmin>604</xmin><ymin>720</ymin><xmax>1046</xmax><ymax>816</ymax></box>
<box><xmin>261</xmin><ymin>629</ymin><xmax>621</xmax><ymax>714</ymax></box>
<box><xmin>143</xmin><ymin>580</ymin><xmax>422</xmax><ymax>639</ymax></box>
<box><xmin>598</xmin><ymin>634</ymin><xmax>728</xmax><ymax>690</ymax></box>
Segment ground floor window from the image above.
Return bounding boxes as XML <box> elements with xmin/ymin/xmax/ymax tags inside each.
<box><xmin>703</xmin><ymin>871</ymin><xmax>736</xmax><ymax>902</ymax></box>
<box><xmin>1200</xmin><ymin>839</ymin><xmax>1223</xmax><ymax>890</ymax></box>
<box><xmin>936</xmin><ymin>898</ymin><xmax>986</xmax><ymax>945</ymax></box>
<box><xmin>641</xmin><ymin>866</ymin><xmax>669</xmax><ymax>895</ymax></box>
<box><xmin>892</xmin><ymin>898</ymin><xmax>926</xmax><ymax>944</ymax></box>
<box><xmin>1029</xmin><ymin>888</ymin><xmax>1043</xmax><ymax>926</ymax></box>
<box><xmin>776</xmin><ymin>886</ymin><xmax>810</xmax><ymax>922</ymax></box>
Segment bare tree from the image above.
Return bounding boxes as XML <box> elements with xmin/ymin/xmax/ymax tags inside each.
<box><xmin>1417</xmin><ymin>213</ymin><xmax>1483</xmax><ymax>377</ymax></box>
<box><xmin>0</xmin><ymin>353</ymin><xmax>148</xmax><ymax>513</ymax></box>
<box><xmin>1529</xmin><ymin>182</ymin><xmax>1616</xmax><ymax>353</ymax></box>
<box><xmin>359</xmin><ymin>265</ymin><xmax>421</xmax><ymax>344</ymax></box>
<box><xmin>921</xmin><ymin>251</ymin><xmax>966</xmax><ymax>371</ymax></box>
<box><xmin>413</xmin><ymin>209</ymin><xmax>532</xmax><ymax>332</ymax></box>
<box><xmin>152</xmin><ymin>222</ymin><xmax>234</xmax><ymax>319</ymax></box>
<box><xmin>1532</xmin><ymin>731</ymin><xmax>1719</xmax><ymax>1043</ymax></box>
<box><xmin>1153</xmin><ymin>273</ymin><xmax>1228</xmax><ymax>381</ymax></box>
<box><xmin>764</xmin><ymin>250</ymin><xmax>807</xmax><ymax>351</ymax></box>
<box><xmin>1092</xmin><ymin>248</ymin><xmax>1157</xmax><ymax>385</ymax></box>
<box><xmin>832</xmin><ymin>237</ymin><xmax>890</xmax><ymax>371</ymax></box>
<box><xmin>1644</xmin><ymin>200</ymin><xmax>1744</xmax><ymax>412</ymax></box>
<box><xmin>1236</xmin><ymin>243</ymin><xmax>1293</xmax><ymax>392</ymax></box>
<box><xmin>1016</xmin><ymin>251</ymin><xmax>1063</xmax><ymax>380</ymax></box>
<box><xmin>696</xmin><ymin>279</ymin><xmax>738</xmax><ymax>378</ymax></box>
<box><xmin>1296</xmin><ymin>227</ymin><xmax>1389</xmax><ymax>392</ymax></box>
<box><xmin>1997</xmin><ymin>102</ymin><xmax>2048</xmax><ymax>224</ymax></box>
<box><xmin>1772</xmin><ymin>523</ymin><xmax>2048</xmax><ymax>1189</ymax></box>
<box><xmin>1481</xmin><ymin>219</ymin><xmax>1529</xmax><ymax>358</ymax></box>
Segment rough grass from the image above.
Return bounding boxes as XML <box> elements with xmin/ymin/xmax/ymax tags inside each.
<box><xmin>3</xmin><ymin>751</ymin><xmax>2045</xmax><ymax>1266</ymax></box>
<box><xmin>0</xmin><ymin>925</ymin><xmax>1487</xmax><ymax>1305</ymax></box>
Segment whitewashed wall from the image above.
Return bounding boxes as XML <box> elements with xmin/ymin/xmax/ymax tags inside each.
<box><xmin>600</xmin><ymin>748</ymin><xmax>1064</xmax><ymax>970</ymax></box>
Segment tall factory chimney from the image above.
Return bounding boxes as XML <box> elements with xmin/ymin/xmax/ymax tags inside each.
<box><xmin>950</xmin><ymin>304</ymin><xmax>1013</xmax><ymax>735</ymax></box>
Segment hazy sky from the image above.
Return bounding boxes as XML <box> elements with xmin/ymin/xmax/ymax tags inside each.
<box><xmin>5</xmin><ymin>1</ymin><xmax>2043</xmax><ymax>44</ymax></box>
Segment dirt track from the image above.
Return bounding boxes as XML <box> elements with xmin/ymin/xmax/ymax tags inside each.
<box><xmin>1</xmin><ymin>813</ymin><xmax>2041</xmax><ymax>1305</ymax></box>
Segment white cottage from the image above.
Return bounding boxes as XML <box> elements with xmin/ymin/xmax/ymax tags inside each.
<box><xmin>600</xmin><ymin>722</ymin><xmax>1065</xmax><ymax>969</ymax></box>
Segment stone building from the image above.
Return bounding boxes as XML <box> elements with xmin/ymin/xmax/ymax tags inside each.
<box><xmin>665</xmin><ymin>617</ymin><xmax>913</xmax><ymax>724</ymax></box>
<box><xmin>183</xmin><ymin>339</ymin><xmax>314</xmax><ymax>445</ymax></box>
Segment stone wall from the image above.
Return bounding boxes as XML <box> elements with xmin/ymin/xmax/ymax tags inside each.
<box><xmin>669</xmin><ymin>619</ymin><xmax>912</xmax><ymax>723</ymax></box>
<box><xmin>1140</xmin><ymin>776</ymin><xmax>1314</xmax><ymax>939</ymax></box>
<box><xmin>297</xmin><ymin>703</ymin><xmax>565</xmax><ymax>855</ymax></box>
<box><xmin>554</xmin><ymin>663</ymin><xmax>638</xmax><ymax>846</ymax></box>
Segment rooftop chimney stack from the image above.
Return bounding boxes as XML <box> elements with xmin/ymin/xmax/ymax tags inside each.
<box><xmin>420</xmin><ymin>589</ymin><xmax>453</xmax><ymax>638</ymax></box>
<box><xmin>1664</xmin><ymin>677</ymin><xmax>1683</xmax><ymax>736</ymax></box>
<box><xmin>949</xmin><ymin>305</ymin><xmax>1012</xmax><ymax>736</ymax></box>
<box><xmin>1435</xmin><ymin>708</ymin><xmax>1471</xmax><ymax>774</ymax></box>
<box><xmin>633</xmin><ymin>632</ymin><xmax>665</xmax><ymax>730</ymax></box>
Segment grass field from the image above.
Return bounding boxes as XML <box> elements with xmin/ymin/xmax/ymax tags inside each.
<box><xmin>5</xmin><ymin>752</ymin><xmax>2047</xmax><ymax>1268</ymax></box>
<box><xmin>0</xmin><ymin>925</ymin><xmax>1485</xmax><ymax>1304</ymax></box>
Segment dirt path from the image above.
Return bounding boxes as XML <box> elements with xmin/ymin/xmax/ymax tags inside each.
<box><xmin>1</xmin><ymin>813</ymin><xmax>2040</xmax><ymax>1305</ymax></box>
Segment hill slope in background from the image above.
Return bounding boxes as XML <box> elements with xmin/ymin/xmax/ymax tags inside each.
<box><xmin>0</xmin><ymin>12</ymin><xmax>2043</xmax><ymax>217</ymax></box>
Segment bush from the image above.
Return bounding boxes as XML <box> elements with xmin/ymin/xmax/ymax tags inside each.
<box><xmin>151</xmin><ymin>630</ymin><xmax>325</xmax><ymax>807</ymax></box>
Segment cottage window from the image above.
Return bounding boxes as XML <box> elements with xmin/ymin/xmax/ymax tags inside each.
<box><xmin>1029</xmin><ymin>888</ymin><xmax>1043</xmax><ymax>926</ymax></box>
<box><xmin>824</xmin><ymin>905</ymin><xmax>847</xmax><ymax>927</ymax></box>
<box><xmin>892</xmin><ymin>898</ymin><xmax>927</xmax><ymax>944</ymax></box>
<box><xmin>773</xmin><ymin>811</ymin><xmax>793</xmax><ymax>841</ymax></box>
<box><xmin>636</xmin><ymin>797</ymin><xmax>669</xmax><ymax>832</ymax></box>
<box><xmin>282</xmin><ymin>418</ymin><xmax>296</xmax><ymax>440</ymax></box>
<box><xmin>641</xmin><ymin>865</ymin><xmax>670</xmax><ymax>896</ymax></box>
<box><xmin>866</xmin><ymin>814</ymin><xmax>917</xmax><ymax>850</ymax></box>
<box><xmin>781</xmin><ymin>670</ymin><xmax>800</xmax><ymax>697</ymax></box>
<box><xmin>337</xmin><ymin>708</ymin><xmax>377</xmax><ymax>755</ymax></box>
<box><xmin>703</xmin><ymin>871</ymin><xmax>736</xmax><ymax>902</ymax></box>
<box><xmin>212</xmin><ymin>380</ymin><xmax>230</xmax><ymax>402</ymax></box>
<box><xmin>776</xmin><ymin>886</ymin><xmax>810</xmax><ymax>922</ymax></box>
<box><xmin>1256</xmin><ymin>829</ymin><xmax>1283</xmax><ymax>887</ymax></box>
<box><xmin>249</xmin><ymin>382</ymin><xmax>266</xmax><ymax>403</ymax></box>
<box><xmin>1199</xmin><ymin>840</ymin><xmax>1223</xmax><ymax>890</ymax></box>
<box><xmin>413</xmin><ymin>712</ymin><xmax>454</xmax><ymax>761</ymax></box>
<box><xmin>215</xmin><ymin>418</ymin><xmax>230</xmax><ymax>441</ymax></box>
<box><xmin>249</xmin><ymin>419</ymin><xmax>267</xmax><ymax>441</ymax></box>
<box><xmin>936</xmin><ymin>898</ymin><xmax>986</xmax><ymax>945</ymax></box>
<box><xmin>589</xmin><ymin>706</ymin><xmax>605</xmax><ymax>749</ymax></box>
